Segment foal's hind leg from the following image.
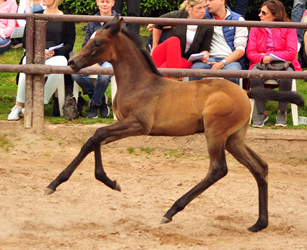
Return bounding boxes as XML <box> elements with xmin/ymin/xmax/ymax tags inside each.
<box><xmin>161</xmin><ymin>134</ymin><xmax>228</xmax><ymax>224</ymax></box>
<box><xmin>225</xmin><ymin>125</ymin><xmax>268</xmax><ymax>232</ymax></box>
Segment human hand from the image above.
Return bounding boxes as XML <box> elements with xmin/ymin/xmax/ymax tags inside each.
<box><xmin>147</xmin><ymin>24</ymin><xmax>154</xmax><ymax>31</ymax></box>
<box><xmin>262</xmin><ymin>56</ymin><xmax>273</xmax><ymax>64</ymax></box>
<box><xmin>199</xmin><ymin>51</ymin><xmax>209</xmax><ymax>64</ymax></box>
<box><xmin>208</xmin><ymin>61</ymin><xmax>224</xmax><ymax>70</ymax></box>
<box><xmin>45</xmin><ymin>50</ymin><xmax>55</xmax><ymax>59</ymax></box>
<box><xmin>91</xmin><ymin>63</ymin><xmax>101</xmax><ymax>67</ymax></box>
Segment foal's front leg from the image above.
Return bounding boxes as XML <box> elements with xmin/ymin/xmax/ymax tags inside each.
<box><xmin>45</xmin><ymin>117</ymin><xmax>147</xmax><ymax>195</ymax></box>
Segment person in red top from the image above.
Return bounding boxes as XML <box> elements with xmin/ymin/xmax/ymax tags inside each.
<box><xmin>246</xmin><ymin>0</ymin><xmax>301</xmax><ymax>128</ymax></box>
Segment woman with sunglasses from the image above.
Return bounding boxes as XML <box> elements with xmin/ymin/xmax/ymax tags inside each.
<box><xmin>246</xmin><ymin>0</ymin><xmax>301</xmax><ymax>127</ymax></box>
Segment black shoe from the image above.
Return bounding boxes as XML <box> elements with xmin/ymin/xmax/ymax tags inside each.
<box><xmin>87</xmin><ymin>103</ymin><xmax>99</xmax><ymax>118</ymax></box>
<box><xmin>99</xmin><ymin>94</ymin><xmax>110</xmax><ymax>118</ymax></box>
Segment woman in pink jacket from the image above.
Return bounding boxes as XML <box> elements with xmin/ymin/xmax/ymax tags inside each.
<box><xmin>246</xmin><ymin>0</ymin><xmax>301</xmax><ymax>128</ymax></box>
<box><xmin>0</xmin><ymin>0</ymin><xmax>18</xmax><ymax>53</ymax></box>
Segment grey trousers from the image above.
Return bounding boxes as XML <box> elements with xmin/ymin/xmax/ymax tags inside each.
<box><xmin>249</xmin><ymin>65</ymin><xmax>293</xmax><ymax>113</ymax></box>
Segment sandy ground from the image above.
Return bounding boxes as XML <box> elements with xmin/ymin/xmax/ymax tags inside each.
<box><xmin>0</xmin><ymin>120</ymin><xmax>306</xmax><ymax>250</ymax></box>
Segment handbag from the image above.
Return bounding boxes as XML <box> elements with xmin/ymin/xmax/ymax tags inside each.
<box><xmin>256</xmin><ymin>60</ymin><xmax>292</xmax><ymax>71</ymax></box>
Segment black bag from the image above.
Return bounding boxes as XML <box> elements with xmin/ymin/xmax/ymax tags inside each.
<box><xmin>62</xmin><ymin>95</ymin><xmax>79</xmax><ymax>120</ymax></box>
<box><xmin>256</xmin><ymin>61</ymin><xmax>291</xmax><ymax>71</ymax></box>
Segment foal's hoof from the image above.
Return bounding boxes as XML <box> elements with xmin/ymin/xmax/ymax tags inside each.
<box><xmin>160</xmin><ymin>216</ymin><xmax>172</xmax><ymax>224</ymax></box>
<box><xmin>44</xmin><ymin>188</ymin><xmax>55</xmax><ymax>195</ymax></box>
<box><xmin>114</xmin><ymin>181</ymin><xmax>121</xmax><ymax>192</ymax></box>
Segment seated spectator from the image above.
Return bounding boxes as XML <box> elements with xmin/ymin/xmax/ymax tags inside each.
<box><xmin>298</xmin><ymin>9</ymin><xmax>307</xmax><ymax>68</ymax></box>
<box><xmin>8</xmin><ymin>0</ymin><xmax>76</xmax><ymax>121</ymax></box>
<box><xmin>246</xmin><ymin>0</ymin><xmax>301</xmax><ymax>127</ymax></box>
<box><xmin>0</xmin><ymin>0</ymin><xmax>18</xmax><ymax>53</ymax></box>
<box><xmin>189</xmin><ymin>0</ymin><xmax>248</xmax><ymax>85</ymax></box>
<box><xmin>11</xmin><ymin>0</ymin><xmax>46</xmax><ymax>48</ymax></box>
<box><xmin>72</xmin><ymin>0</ymin><xmax>126</xmax><ymax>119</ymax></box>
<box><xmin>151</xmin><ymin>0</ymin><xmax>213</xmax><ymax>75</ymax></box>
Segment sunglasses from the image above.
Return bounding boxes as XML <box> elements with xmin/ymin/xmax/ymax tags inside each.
<box><xmin>260</xmin><ymin>10</ymin><xmax>267</xmax><ymax>16</ymax></box>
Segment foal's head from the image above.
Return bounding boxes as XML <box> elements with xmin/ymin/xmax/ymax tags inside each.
<box><xmin>69</xmin><ymin>16</ymin><xmax>124</xmax><ymax>72</ymax></box>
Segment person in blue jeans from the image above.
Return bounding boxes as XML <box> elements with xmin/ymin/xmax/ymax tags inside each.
<box><xmin>190</xmin><ymin>0</ymin><xmax>248</xmax><ymax>85</ymax></box>
<box><xmin>72</xmin><ymin>0</ymin><xmax>125</xmax><ymax>118</ymax></box>
<box><xmin>291</xmin><ymin>0</ymin><xmax>306</xmax><ymax>48</ymax></box>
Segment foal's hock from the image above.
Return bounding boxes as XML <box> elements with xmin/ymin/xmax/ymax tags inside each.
<box><xmin>46</xmin><ymin>16</ymin><xmax>304</xmax><ymax>232</ymax></box>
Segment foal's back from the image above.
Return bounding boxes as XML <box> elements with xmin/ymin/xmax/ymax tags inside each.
<box><xmin>147</xmin><ymin>77</ymin><xmax>251</xmax><ymax>136</ymax></box>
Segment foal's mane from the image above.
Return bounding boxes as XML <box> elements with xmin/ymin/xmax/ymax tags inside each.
<box><xmin>121</xmin><ymin>29</ymin><xmax>163</xmax><ymax>77</ymax></box>
<box><xmin>103</xmin><ymin>20</ymin><xmax>163</xmax><ymax>77</ymax></box>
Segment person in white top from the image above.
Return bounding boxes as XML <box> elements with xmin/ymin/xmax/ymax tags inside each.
<box><xmin>190</xmin><ymin>0</ymin><xmax>248</xmax><ymax>85</ymax></box>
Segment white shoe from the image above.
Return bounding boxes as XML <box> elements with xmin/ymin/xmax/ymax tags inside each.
<box><xmin>297</xmin><ymin>42</ymin><xmax>301</xmax><ymax>52</ymax></box>
<box><xmin>8</xmin><ymin>105</ymin><xmax>22</xmax><ymax>121</ymax></box>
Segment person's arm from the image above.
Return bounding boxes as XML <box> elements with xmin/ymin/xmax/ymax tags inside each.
<box><xmin>1</xmin><ymin>1</ymin><xmax>18</xmax><ymax>39</ymax></box>
<box><xmin>151</xmin><ymin>28</ymin><xmax>163</xmax><ymax>54</ymax></box>
<box><xmin>54</xmin><ymin>20</ymin><xmax>76</xmax><ymax>57</ymax></box>
<box><xmin>270</xmin><ymin>28</ymin><xmax>298</xmax><ymax>61</ymax></box>
<box><xmin>246</xmin><ymin>27</ymin><xmax>265</xmax><ymax>65</ymax></box>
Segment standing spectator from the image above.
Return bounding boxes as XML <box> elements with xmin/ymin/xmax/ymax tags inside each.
<box><xmin>151</xmin><ymin>0</ymin><xmax>213</xmax><ymax>74</ymax></box>
<box><xmin>246</xmin><ymin>0</ymin><xmax>301</xmax><ymax>127</ymax></box>
<box><xmin>72</xmin><ymin>0</ymin><xmax>126</xmax><ymax>118</ymax></box>
<box><xmin>190</xmin><ymin>0</ymin><xmax>248</xmax><ymax>85</ymax></box>
<box><xmin>112</xmin><ymin>0</ymin><xmax>140</xmax><ymax>34</ymax></box>
<box><xmin>8</xmin><ymin>0</ymin><xmax>76</xmax><ymax>121</ymax></box>
<box><xmin>0</xmin><ymin>0</ymin><xmax>18</xmax><ymax>53</ymax></box>
<box><xmin>291</xmin><ymin>0</ymin><xmax>306</xmax><ymax>50</ymax></box>
<box><xmin>233</xmin><ymin>0</ymin><xmax>248</xmax><ymax>18</ymax></box>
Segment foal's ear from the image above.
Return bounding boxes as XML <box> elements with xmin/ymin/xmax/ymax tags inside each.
<box><xmin>109</xmin><ymin>16</ymin><xmax>124</xmax><ymax>37</ymax></box>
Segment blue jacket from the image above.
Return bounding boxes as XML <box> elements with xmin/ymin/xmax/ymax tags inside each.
<box><xmin>205</xmin><ymin>6</ymin><xmax>247</xmax><ymax>69</ymax></box>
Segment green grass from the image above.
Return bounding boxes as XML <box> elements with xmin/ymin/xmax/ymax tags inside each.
<box><xmin>0</xmin><ymin>22</ymin><xmax>307</xmax><ymax>129</ymax></box>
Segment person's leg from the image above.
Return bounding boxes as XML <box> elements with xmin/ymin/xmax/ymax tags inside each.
<box><xmin>0</xmin><ymin>38</ymin><xmax>11</xmax><ymax>53</ymax></box>
<box><xmin>112</xmin><ymin>0</ymin><xmax>123</xmax><ymax>14</ymax></box>
<box><xmin>92</xmin><ymin>62</ymin><xmax>112</xmax><ymax>107</ymax></box>
<box><xmin>189</xmin><ymin>57</ymin><xmax>215</xmax><ymax>81</ymax></box>
<box><xmin>277</xmin><ymin>68</ymin><xmax>293</xmax><ymax>112</ymax></box>
<box><xmin>126</xmin><ymin>0</ymin><xmax>140</xmax><ymax>34</ymax></box>
<box><xmin>152</xmin><ymin>36</ymin><xmax>185</xmax><ymax>68</ymax></box>
<box><xmin>44</xmin><ymin>56</ymin><xmax>68</xmax><ymax>104</ymax></box>
<box><xmin>291</xmin><ymin>0</ymin><xmax>306</xmax><ymax>44</ymax></box>
<box><xmin>223</xmin><ymin>61</ymin><xmax>242</xmax><ymax>85</ymax></box>
<box><xmin>249</xmin><ymin>66</ymin><xmax>266</xmax><ymax>114</ymax></box>
<box><xmin>233</xmin><ymin>0</ymin><xmax>249</xmax><ymax>18</ymax></box>
<box><xmin>71</xmin><ymin>74</ymin><xmax>95</xmax><ymax>98</ymax></box>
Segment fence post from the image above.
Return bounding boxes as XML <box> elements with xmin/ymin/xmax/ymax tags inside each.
<box><xmin>24</xmin><ymin>14</ymin><xmax>34</xmax><ymax>129</ymax></box>
<box><xmin>32</xmin><ymin>19</ymin><xmax>46</xmax><ymax>134</ymax></box>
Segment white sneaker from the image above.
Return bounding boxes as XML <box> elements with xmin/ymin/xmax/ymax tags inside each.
<box><xmin>8</xmin><ymin>105</ymin><xmax>22</xmax><ymax>121</ymax></box>
<box><xmin>297</xmin><ymin>42</ymin><xmax>301</xmax><ymax>52</ymax></box>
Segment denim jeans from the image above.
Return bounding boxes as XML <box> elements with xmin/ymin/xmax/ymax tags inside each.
<box><xmin>189</xmin><ymin>57</ymin><xmax>242</xmax><ymax>85</ymax></box>
<box><xmin>233</xmin><ymin>0</ymin><xmax>249</xmax><ymax>18</ymax></box>
<box><xmin>72</xmin><ymin>62</ymin><xmax>112</xmax><ymax>107</ymax></box>
<box><xmin>0</xmin><ymin>38</ymin><xmax>11</xmax><ymax>53</ymax></box>
<box><xmin>291</xmin><ymin>0</ymin><xmax>306</xmax><ymax>43</ymax></box>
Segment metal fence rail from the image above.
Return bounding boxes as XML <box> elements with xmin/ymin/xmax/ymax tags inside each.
<box><xmin>1</xmin><ymin>13</ymin><xmax>307</xmax><ymax>133</ymax></box>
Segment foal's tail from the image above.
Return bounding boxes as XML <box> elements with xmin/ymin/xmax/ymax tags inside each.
<box><xmin>247</xmin><ymin>87</ymin><xmax>305</xmax><ymax>107</ymax></box>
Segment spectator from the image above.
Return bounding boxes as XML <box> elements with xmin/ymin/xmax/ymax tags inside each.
<box><xmin>298</xmin><ymin>10</ymin><xmax>307</xmax><ymax>68</ymax></box>
<box><xmin>189</xmin><ymin>0</ymin><xmax>248</xmax><ymax>85</ymax></box>
<box><xmin>72</xmin><ymin>0</ymin><xmax>126</xmax><ymax>119</ymax></box>
<box><xmin>8</xmin><ymin>0</ymin><xmax>76</xmax><ymax>121</ymax></box>
<box><xmin>12</xmin><ymin>0</ymin><xmax>46</xmax><ymax>48</ymax></box>
<box><xmin>112</xmin><ymin>0</ymin><xmax>140</xmax><ymax>34</ymax></box>
<box><xmin>246</xmin><ymin>0</ymin><xmax>301</xmax><ymax>127</ymax></box>
<box><xmin>0</xmin><ymin>0</ymin><xmax>18</xmax><ymax>53</ymax></box>
<box><xmin>151</xmin><ymin>0</ymin><xmax>213</xmax><ymax>75</ymax></box>
<box><xmin>291</xmin><ymin>0</ymin><xmax>306</xmax><ymax>50</ymax></box>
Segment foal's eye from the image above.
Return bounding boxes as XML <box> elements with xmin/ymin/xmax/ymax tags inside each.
<box><xmin>94</xmin><ymin>38</ymin><xmax>104</xmax><ymax>47</ymax></box>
